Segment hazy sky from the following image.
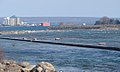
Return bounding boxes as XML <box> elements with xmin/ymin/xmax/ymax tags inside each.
<box><xmin>0</xmin><ymin>0</ymin><xmax>120</xmax><ymax>17</ymax></box>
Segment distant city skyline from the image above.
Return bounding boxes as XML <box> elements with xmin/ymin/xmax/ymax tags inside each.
<box><xmin>0</xmin><ymin>0</ymin><xmax>120</xmax><ymax>17</ymax></box>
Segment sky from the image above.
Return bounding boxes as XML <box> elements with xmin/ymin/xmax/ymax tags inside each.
<box><xmin>0</xmin><ymin>0</ymin><xmax>120</xmax><ymax>17</ymax></box>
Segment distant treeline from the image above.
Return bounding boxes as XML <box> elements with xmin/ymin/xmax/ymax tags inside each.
<box><xmin>95</xmin><ymin>16</ymin><xmax>120</xmax><ymax>25</ymax></box>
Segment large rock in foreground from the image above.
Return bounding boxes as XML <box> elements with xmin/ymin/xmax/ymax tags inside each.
<box><xmin>0</xmin><ymin>60</ymin><xmax>57</xmax><ymax>72</ymax></box>
<box><xmin>31</xmin><ymin>62</ymin><xmax>56</xmax><ymax>72</ymax></box>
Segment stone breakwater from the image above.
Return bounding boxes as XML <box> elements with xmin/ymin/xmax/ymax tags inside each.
<box><xmin>0</xmin><ymin>60</ymin><xmax>57</xmax><ymax>72</ymax></box>
<box><xmin>0</xmin><ymin>30</ymin><xmax>71</xmax><ymax>35</ymax></box>
<box><xmin>0</xmin><ymin>30</ymin><xmax>46</xmax><ymax>35</ymax></box>
<box><xmin>0</xmin><ymin>25</ymin><xmax>120</xmax><ymax>35</ymax></box>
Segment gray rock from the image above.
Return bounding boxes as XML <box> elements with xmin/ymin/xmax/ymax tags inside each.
<box><xmin>21</xmin><ymin>68</ymin><xmax>30</xmax><ymax>72</ymax></box>
<box><xmin>0</xmin><ymin>60</ymin><xmax>57</xmax><ymax>72</ymax></box>
<box><xmin>0</xmin><ymin>63</ymin><xmax>5</xmax><ymax>71</ymax></box>
<box><xmin>36</xmin><ymin>67</ymin><xmax>43</xmax><ymax>72</ymax></box>
<box><xmin>19</xmin><ymin>61</ymin><xmax>30</xmax><ymax>68</ymax></box>
<box><xmin>2</xmin><ymin>60</ymin><xmax>16</xmax><ymax>65</ymax></box>
<box><xmin>38</xmin><ymin>62</ymin><xmax>55</xmax><ymax>72</ymax></box>
<box><xmin>4</xmin><ymin>64</ymin><xmax>22</xmax><ymax>72</ymax></box>
<box><xmin>31</xmin><ymin>62</ymin><xmax>56</xmax><ymax>72</ymax></box>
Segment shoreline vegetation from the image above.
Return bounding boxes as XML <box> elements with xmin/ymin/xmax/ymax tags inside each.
<box><xmin>0</xmin><ymin>25</ymin><xmax>120</xmax><ymax>35</ymax></box>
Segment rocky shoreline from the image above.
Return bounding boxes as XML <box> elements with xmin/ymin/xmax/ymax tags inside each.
<box><xmin>0</xmin><ymin>25</ymin><xmax>120</xmax><ymax>35</ymax></box>
<box><xmin>0</xmin><ymin>30</ymin><xmax>71</xmax><ymax>35</ymax></box>
<box><xmin>0</xmin><ymin>60</ymin><xmax>57</xmax><ymax>72</ymax></box>
<box><xmin>48</xmin><ymin>25</ymin><xmax>120</xmax><ymax>30</ymax></box>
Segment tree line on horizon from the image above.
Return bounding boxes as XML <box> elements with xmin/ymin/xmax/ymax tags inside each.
<box><xmin>95</xmin><ymin>16</ymin><xmax>120</xmax><ymax>25</ymax></box>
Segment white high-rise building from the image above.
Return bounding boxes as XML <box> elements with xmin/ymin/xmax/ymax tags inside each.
<box><xmin>4</xmin><ymin>15</ymin><xmax>22</xmax><ymax>26</ymax></box>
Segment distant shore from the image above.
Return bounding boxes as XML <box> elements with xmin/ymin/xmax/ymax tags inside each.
<box><xmin>0</xmin><ymin>25</ymin><xmax>120</xmax><ymax>35</ymax></box>
<box><xmin>48</xmin><ymin>25</ymin><xmax>120</xmax><ymax>30</ymax></box>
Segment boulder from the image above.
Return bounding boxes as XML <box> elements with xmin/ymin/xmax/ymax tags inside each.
<box><xmin>4</xmin><ymin>64</ymin><xmax>22</xmax><ymax>72</ymax></box>
<box><xmin>19</xmin><ymin>61</ymin><xmax>30</xmax><ymax>68</ymax></box>
<box><xmin>31</xmin><ymin>62</ymin><xmax>56</xmax><ymax>72</ymax></box>
<box><xmin>2</xmin><ymin>60</ymin><xmax>16</xmax><ymax>65</ymax></box>
<box><xmin>0</xmin><ymin>60</ymin><xmax>57</xmax><ymax>72</ymax></box>
<box><xmin>36</xmin><ymin>67</ymin><xmax>43</xmax><ymax>72</ymax></box>
<box><xmin>21</xmin><ymin>68</ymin><xmax>30</xmax><ymax>72</ymax></box>
<box><xmin>0</xmin><ymin>63</ymin><xmax>5</xmax><ymax>72</ymax></box>
<box><xmin>30</xmin><ymin>66</ymin><xmax>42</xmax><ymax>72</ymax></box>
<box><xmin>37</xmin><ymin>62</ymin><xmax>56</xmax><ymax>72</ymax></box>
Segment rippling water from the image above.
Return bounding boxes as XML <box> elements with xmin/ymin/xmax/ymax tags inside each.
<box><xmin>2</xmin><ymin>29</ymin><xmax>120</xmax><ymax>47</ymax></box>
<box><xmin>0</xmin><ymin>30</ymin><xmax>120</xmax><ymax>72</ymax></box>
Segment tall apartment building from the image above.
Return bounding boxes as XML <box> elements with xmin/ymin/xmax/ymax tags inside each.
<box><xmin>4</xmin><ymin>15</ymin><xmax>22</xmax><ymax>26</ymax></box>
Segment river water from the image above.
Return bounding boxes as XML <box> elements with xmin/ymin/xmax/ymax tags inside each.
<box><xmin>0</xmin><ymin>29</ymin><xmax>120</xmax><ymax>72</ymax></box>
